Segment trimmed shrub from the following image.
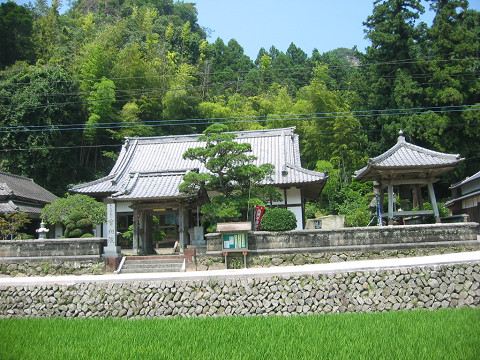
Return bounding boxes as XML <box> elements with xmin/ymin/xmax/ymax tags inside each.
<box><xmin>64</xmin><ymin>211</ymin><xmax>94</xmax><ymax>238</ymax></box>
<box><xmin>260</xmin><ymin>207</ymin><xmax>297</xmax><ymax>231</ymax></box>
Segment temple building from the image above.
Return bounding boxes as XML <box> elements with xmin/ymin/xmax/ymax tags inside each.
<box><xmin>71</xmin><ymin>127</ymin><xmax>328</xmax><ymax>256</ymax></box>
<box><xmin>354</xmin><ymin>131</ymin><xmax>463</xmax><ymax>225</ymax></box>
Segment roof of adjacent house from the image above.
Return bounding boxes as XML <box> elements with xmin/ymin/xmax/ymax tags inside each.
<box><xmin>71</xmin><ymin>127</ymin><xmax>328</xmax><ymax>201</ymax></box>
<box><xmin>0</xmin><ymin>171</ymin><xmax>57</xmax><ymax>214</ymax></box>
<box><xmin>450</xmin><ymin>170</ymin><xmax>480</xmax><ymax>190</ymax></box>
<box><xmin>354</xmin><ymin>131</ymin><xmax>463</xmax><ymax>181</ymax></box>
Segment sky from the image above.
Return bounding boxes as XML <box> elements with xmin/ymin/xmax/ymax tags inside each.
<box><xmin>3</xmin><ymin>0</ymin><xmax>480</xmax><ymax>60</ymax></box>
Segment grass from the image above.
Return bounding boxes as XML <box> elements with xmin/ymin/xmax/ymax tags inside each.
<box><xmin>0</xmin><ymin>308</ymin><xmax>479</xmax><ymax>359</ymax></box>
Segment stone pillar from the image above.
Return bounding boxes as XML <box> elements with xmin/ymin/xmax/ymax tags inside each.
<box><xmin>373</xmin><ymin>182</ymin><xmax>384</xmax><ymax>226</ymax></box>
<box><xmin>132</xmin><ymin>208</ymin><xmax>139</xmax><ymax>255</ymax></box>
<box><xmin>427</xmin><ymin>181</ymin><xmax>441</xmax><ymax>223</ymax></box>
<box><xmin>103</xmin><ymin>200</ymin><xmax>121</xmax><ymax>258</ymax></box>
<box><xmin>387</xmin><ymin>184</ymin><xmax>394</xmax><ymax>225</ymax></box>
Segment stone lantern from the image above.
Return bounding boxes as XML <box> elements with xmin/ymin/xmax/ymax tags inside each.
<box><xmin>36</xmin><ymin>221</ymin><xmax>49</xmax><ymax>239</ymax></box>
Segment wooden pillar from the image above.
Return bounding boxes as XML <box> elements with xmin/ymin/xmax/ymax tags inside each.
<box><xmin>418</xmin><ymin>185</ymin><xmax>424</xmax><ymax>210</ymax></box>
<box><xmin>138</xmin><ymin>210</ymin><xmax>145</xmax><ymax>254</ymax></box>
<box><xmin>412</xmin><ymin>185</ymin><xmax>419</xmax><ymax>209</ymax></box>
<box><xmin>144</xmin><ymin>211</ymin><xmax>154</xmax><ymax>254</ymax></box>
<box><xmin>427</xmin><ymin>181</ymin><xmax>441</xmax><ymax>223</ymax></box>
<box><xmin>387</xmin><ymin>184</ymin><xmax>394</xmax><ymax>225</ymax></box>
<box><xmin>178</xmin><ymin>202</ymin><xmax>188</xmax><ymax>252</ymax></box>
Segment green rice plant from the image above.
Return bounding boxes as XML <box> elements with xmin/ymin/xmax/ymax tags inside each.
<box><xmin>0</xmin><ymin>308</ymin><xmax>479</xmax><ymax>359</ymax></box>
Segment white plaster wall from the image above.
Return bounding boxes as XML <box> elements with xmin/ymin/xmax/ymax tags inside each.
<box><xmin>286</xmin><ymin>188</ymin><xmax>302</xmax><ymax>204</ymax></box>
<box><xmin>272</xmin><ymin>187</ymin><xmax>302</xmax><ymax>206</ymax></box>
<box><xmin>116</xmin><ymin>201</ymin><xmax>133</xmax><ymax>212</ymax></box>
<box><xmin>287</xmin><ymin>206</ymin><xmax>303</xmax><ymax>230</ymax></box>
<box><xmin>54</xmin><ymin>224</ymin><xmax>63</xmax><ymax>238</ymax></box>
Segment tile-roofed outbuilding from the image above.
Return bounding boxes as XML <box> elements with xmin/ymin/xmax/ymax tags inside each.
<box><xmin>0</xmin><ymin>171</ymin><xmax>57</xmax><ymax>215</ymax></box>
<box><xmin>354</xmin><ymin>131</ymin><xmax>463</xmax><ymax>182</ymax></box>
<box><xmin>72</xmin><ymin>127</ymin><xmax>327</xmax><ymax>200</ymax></box>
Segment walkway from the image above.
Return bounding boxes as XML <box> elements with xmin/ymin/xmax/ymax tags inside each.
<box><xmin>1</xmin><ymin>251</ymin><xmax>480</xmax><ymax>286</ymax></box>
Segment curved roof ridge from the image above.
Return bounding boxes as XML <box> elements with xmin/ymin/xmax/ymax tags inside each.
<box><xmin>124</xmin><ymin>127</ymin><xmax>297</xmax><ymax>144</ymax></box>
<box><xmin>69</xmin><ymin>174</ymin><xmax>115</xmax><ymax>190</ymax></box>
<box><xmin>285</xmin><ymin>163</ymin><xmax>327</xmax><ymax>178</ymax></box>
<box><xmin>370</xmin><ymin>138</ymin><xmax>461</xmax><ymax>165</ymax></box>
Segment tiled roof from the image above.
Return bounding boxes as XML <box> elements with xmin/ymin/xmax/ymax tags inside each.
<box><xmin>72</xmin><ymin>127</ymin><xmax>327</xmax><ymax>200</ymax></box>
<box><xmin>0</xmin><ymin>172</ymin><xmax>57</xmax><ymax>204</ymax></box>
<box><xmin>0</xmin><ymin>200</ymin><xmax>45</xmax><ymax>215</ymax></box>
<box><xmin>450</xmin><ymin>170</ymin><xmax>480</xmax><ymax>190</ymax></box>
<box><xmin>354</xmin><ymin>132</ymin><xmax>463</xmax><ymax>181</ymax></box>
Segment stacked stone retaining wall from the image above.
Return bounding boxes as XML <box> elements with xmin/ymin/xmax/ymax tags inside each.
<box><xmin>1</xmin><ymin>262</ymin><xmax>479</xmax><ymax>318</ymax></box>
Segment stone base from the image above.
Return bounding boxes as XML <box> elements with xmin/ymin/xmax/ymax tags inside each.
<box><xmin>105</xmin><ymin>257</ymin><xmax>122</xmax><ymax>272</ymax></box>
<box><xmin>102</xmin><ymin>246</ymin><xmax>122</xmax><ymax>258</ymax></box>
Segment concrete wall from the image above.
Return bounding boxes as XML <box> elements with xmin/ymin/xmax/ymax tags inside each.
<box><xmin>1</xmin><ymin>262</ymin><xmax>478</xmax><ymax>318</ymax></box>
<box><xmin>206</xmin><ymin>223</ymin><xmax>479</xmax><ymax>252</ymax></box>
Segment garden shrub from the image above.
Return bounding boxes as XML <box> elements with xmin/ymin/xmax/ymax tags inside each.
<box><xmin>64</xmin><ymin>211</ymin><xmax>94</xmax><ymax>238</ymax></box>
<box><xmin>260</xmin><ymin>207</ymin><xmax>297</xmax><ymax>231</ymax></box>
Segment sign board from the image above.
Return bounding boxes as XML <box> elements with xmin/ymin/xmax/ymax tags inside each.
<box><xmin>217</xmin><ymin>222</ymin><xmax>250</xmax><ymax>251</ymax></box>
<box><xmin>222</xmin><ymin>233</ymin><xmax>247</xmax><ymax>250</ymax></box>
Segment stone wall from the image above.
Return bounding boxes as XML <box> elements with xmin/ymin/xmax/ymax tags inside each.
<box><xmin>206</xmin><ymin>223</ymin><xmax>479</xmax><ymax>252</ymax></box>
<box><xmin>0</xmin><ymin>238</ymin><xmax>107</xmax><ymax>276</ymax></box>
<box><xmin>196</xmin><ymin>245</ymin><xmax>479</xmax><ymax>271</ymax></box>
<box><xmin>0</xmin><ymin>238</ymin><xmax>105</xmax><ymax>257</ymax></box>
<box><xmin>1</xmin><ymin>262</ymin><xmax>479</xmax><ymax>318</ymax></box>
<box><xmin>0</xmin><ymin>259</ymin><xmax>106</xmax><ymax>277</ymax></box>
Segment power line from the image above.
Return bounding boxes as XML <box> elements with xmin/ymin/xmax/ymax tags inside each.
<box><xmin>2</xmin><ymin>53</ymin><xmax>478</xmax><ymax>88</ymax></box>
<box><xmin>0</xmin><ymin>105</ymin><xmax>478</xmax><ymax>134</ymax></box>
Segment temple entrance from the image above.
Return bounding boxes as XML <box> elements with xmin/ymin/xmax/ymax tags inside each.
<box><xmin>131</xmin><ymin>201</ymin><xmax>190</xmax><ymax>254</ymax></box>
<box><xmin>152</xmin><ymin>211</ymin><xmax>178</xmax><ymax>248</ymax></box>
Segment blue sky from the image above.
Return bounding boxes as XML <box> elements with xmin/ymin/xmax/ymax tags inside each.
<box><xmin>4</xmin><ymin>0</ymin><xmax>480</xmax><ymax>59</ymax></box>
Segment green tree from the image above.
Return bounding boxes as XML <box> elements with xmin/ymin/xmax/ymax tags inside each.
<box><xmin>0</xmin><ymin>63</ymin><xmax>85</xmax><ymax>195</ymax></box>
<box><xmin>296</xmin><ymin>65</ymin><xmax>366</xmax><ymax>179</ymax></box>
<box><xmin>41</xmin><ymin>194</ymin><xmax>106</xmax><ymax>227</ymax></box>
<box><xmin>0</xmin><ymin>212</ymin><xmax>31</xmax><ymax>240</ymax></box>
<box><xmin>0</xmin><ymin>2</ymin><xmax>35</xmax><ymax>68</ymax></box>
<box><xmin>179</xmin><ymin>123</ymin><xmax>281</xmax><ymax>230</ymax></box>
<box><xmin>360</xmin><ymin>0</ymin><xmax>426</xmax><ymax>154</ymax></box>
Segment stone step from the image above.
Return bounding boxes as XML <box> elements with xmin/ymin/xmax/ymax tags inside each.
<box><xmin>120</xmin><ymin>266</ymin><xmax>183</xmax><ymax>274</ymax></box>
<box><xmin>123</xmin><ymin>259</ymin><xmax>183</xmax><ymax>266</ymax></box>
<box><xmin>119</xmin><ymin>258</ymin><xmax>184</xmax><ymax>274</ymax></box>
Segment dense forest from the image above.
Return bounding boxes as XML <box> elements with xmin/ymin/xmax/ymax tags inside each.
<box><xmin>0</xmin><ymin>0</ymin><xmax>479</xmax><ymax>225</ymax></box>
